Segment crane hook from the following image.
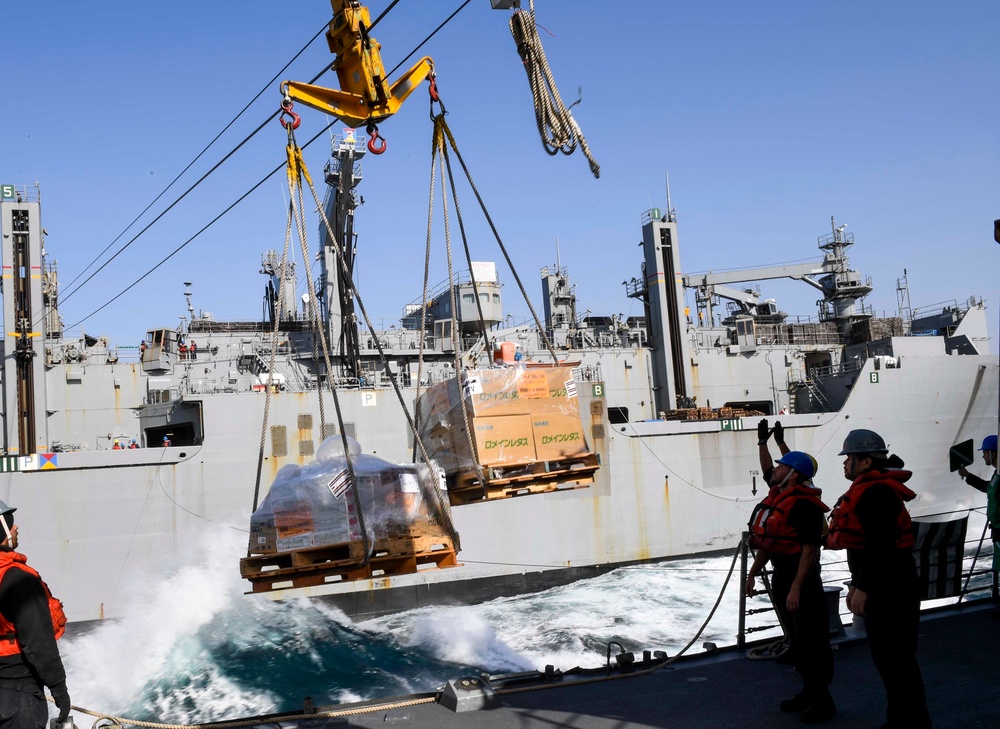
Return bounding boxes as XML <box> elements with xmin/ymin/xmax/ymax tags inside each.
<box><xmin>279</xmin><ymin>99</ymin><xmax>301</xmax><ymax>130</ymax></box>
<box><xmin>366</xmin><ymin>123</ymin><xmax>386</xmax><ymax>155</ymax></box>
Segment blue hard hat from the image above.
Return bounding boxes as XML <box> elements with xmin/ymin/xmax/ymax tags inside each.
<box><xmin>981</xmin><ymin>435</ymin><xmax>998</xmax><ymax>452</ymax></box>
<box><xmin>777</xmin><ymin>451</ymin><xmax>816</xmax><ymax>480</ymax></box>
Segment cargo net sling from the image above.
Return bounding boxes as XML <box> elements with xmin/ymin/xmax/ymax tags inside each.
<box><xmin>241</xmin><ymin>437</ymin><xmax>459</xmax><ymax>593</ymax></box>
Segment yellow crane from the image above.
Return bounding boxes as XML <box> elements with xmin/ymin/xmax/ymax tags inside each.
<box><xmin>280</xmin><ymin>0</ymin><xmax>435</xmax><ymax>153</ymax></box>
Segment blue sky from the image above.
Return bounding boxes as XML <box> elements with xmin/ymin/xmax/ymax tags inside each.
<box><xmin>2</xmin><ymin>1</ymin><xmax>997</xmax><ymax>350</ymax></box>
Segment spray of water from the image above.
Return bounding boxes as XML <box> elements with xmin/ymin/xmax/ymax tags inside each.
<box><xmin>60</xmin><ymin>534</ymin><xmax>750</xmax><ymax>724</ymax></box>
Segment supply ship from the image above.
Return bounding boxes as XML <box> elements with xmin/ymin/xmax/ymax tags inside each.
<box><xmin>1</xmin><ymin>129</ymin><xmax>995</xmax><ymax>623</ymax></box>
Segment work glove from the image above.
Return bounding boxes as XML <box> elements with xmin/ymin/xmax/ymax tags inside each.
<box><xmin>756</xmin><ymin>419</ymin><xmax>770</xmax><ymax>444</ymax></box>
<box><xmin>53</xmin><ymin>691</ymin><xmax>71</xmax><ymax>723</ymax></box>
<box><xmin>773</xmin><ymin>420</ymin><xmax>784</xmax><ymax>444</ymax></box>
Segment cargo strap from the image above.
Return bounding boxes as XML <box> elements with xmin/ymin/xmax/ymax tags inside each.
<box><xmin>277</xmin><ymin>112</ymin><xmax>461</xmax><ymax>552</ymax></box>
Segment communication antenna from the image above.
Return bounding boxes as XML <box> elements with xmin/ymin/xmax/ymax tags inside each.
<box><xmin>183</xmin><ymin>281</ymin><xmax>195</xmax><ymax>320</ymax></box>
<box><xmin>555</xmin><ymin>236</ymin><xmax>562</xmax><ymax>272</ymax></box>
<box><xmin>896</xmin><ymin>269</ymin><xmax>912</xmax><ymax>325</ymax></box>
<box><xmin>664</xmin><ymin>171</ymin><xmax>677</xmax><ymax>222</ymax></box>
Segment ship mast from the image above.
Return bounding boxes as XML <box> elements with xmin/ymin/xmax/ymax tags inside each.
<box><xmin>319</xmin><ymin>131</ymin><xmax>366</xmax><ymax>379</ymax></box>
<box><xmin>0</xmin><ymin>185</ymin><xmax>49</xmax><ymax>454</ymax></box>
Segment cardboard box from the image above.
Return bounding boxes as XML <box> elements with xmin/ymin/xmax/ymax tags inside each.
<box><xmin>471</xmin><ymin>414</ymin><xmax>537</xmax><ymax>466</ymax></box>
<box><xmin>531</xmin><ymin>413</ymin><xmax>591</xmax><ymax>461</ymax></box>
<box><xmin>463</xmin><ymin>369</ymin><xmax>532</xmax><ymax>417</ymax></box>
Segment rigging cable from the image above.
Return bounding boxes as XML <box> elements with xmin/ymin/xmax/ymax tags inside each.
<box><xmin>57</xmin><ymin>22</ymin><xmax>330</xmax><ymax>305</ymax></box>
<box><xmin>433</xmin><ymin>113</ymin><xmax>561</xmax><ymax>364</ymax></box>
<box><xmin>287</xmin><ymin>124</ymin><xmax>461</xmax><ymax>551</ymax></box>
<box><xmin>508</xmin><ymin>0</ymin><xmax>600</xmax><ymax>178</ymax></box>
<box><xmin>386</xmin><ymin>0</ymin><xmax>472</xmax><ymax>77</ymax></box>
<box><xmin>281</xmin><ymin>128</ymin><xmax>372</xmax><ymax>563</ymax></box>
<box><xmin>64</xmin><ymin>0</ymin><xmax>473</xmax><ymax>331</ymax></box>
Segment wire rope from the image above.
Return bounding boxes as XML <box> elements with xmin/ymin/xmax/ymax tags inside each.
<box><xmin>508</xmin><ymin>0</ymin><xmax>600</xmax><ymax>178</ymax></box>
<box><xmin>63</xmin><ymin>0</ymin><xmax>473</xmax><ymax>330</ymax></box>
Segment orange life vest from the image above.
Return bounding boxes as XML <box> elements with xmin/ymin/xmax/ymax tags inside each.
<box><xmin>748</xmin><ymin>483</ymin><xmax>829</xmax><ymax>554</ymax></box>
<box><xmin>825</xmin><ymin>469</ymin><xmax>916</xmax><ymax>550</ymax></box>
<box><xmin>0</xmin><ymin>551</ymin><xmax>67</xmax><ymax>656</ymax></box>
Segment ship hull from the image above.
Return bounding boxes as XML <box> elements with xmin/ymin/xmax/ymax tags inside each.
<box><xmin>7</xmin><ymin>348</ymin><xmax>995</xmax><ymax>624</ymax></box>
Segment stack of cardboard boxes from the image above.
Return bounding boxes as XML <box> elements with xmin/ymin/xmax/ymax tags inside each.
<box><xmin>415</xmin><ymin>366</ymin><xmax>591</xmax><ymax>477</ymax></box>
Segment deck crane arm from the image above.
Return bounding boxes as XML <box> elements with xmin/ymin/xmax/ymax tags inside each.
<box><xmin>282</xmin><ymin>0</ymin><xmax>434</xmax><ymax>131</ymax></box>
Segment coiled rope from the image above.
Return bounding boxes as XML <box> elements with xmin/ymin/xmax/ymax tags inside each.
<box><xmin>508</xmin><ymin>0</ymin><xmax>600</xmax><ymax>178</ymax></box>
<box><xmin>47</xmin><ymin>694</ymin><xmax>436</xmax><ymax>729</ymax></box>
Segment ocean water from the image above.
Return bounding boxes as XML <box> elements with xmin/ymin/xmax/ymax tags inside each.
<box><xmin>58</xmin><ymin>531</ymin><xmax>768</xmax><ymax>725</ymax></box>
<box><xmin>60</xmin><ymin>526</ymin><xmax>987</xmax><ymax>726</ymax></box>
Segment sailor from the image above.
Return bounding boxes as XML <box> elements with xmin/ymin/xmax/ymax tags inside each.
<box><xmin>128</xmin><ymin>439</ymin><xmax>139</xmax><ymax>450</ymax></box>
<box><xmin>0</xmin><ymin>500</ymin><xmax>71</xmax><ymax>729</ymax></box>
<box><xmin>825</xmin><ymin>429</ymin><xmax>931</xmax><ymax>729</ymax></box>
<box><xmin>746</xmin><ymin>449</ymin><xmax>836</xmax><ymax>723</ymax></box>
<box><xmin>757</xmin><ymin>418</ymin><xmax>791</xmax><ymax>479</ymax></box>
<box><xmin>112</xmin><ymin>440</ymin><xmax>122</xmax><ymax>450</ymax></box>
<box><xmin>178</xmin><ymin>341</ymin><xmax>188</xmax><ymax>360</ymax></box>
<box><xmin>958</xmin><ymin>434</ymin><xmax>999</xmax><ymax>603</ymax></box>
<box><xmin>189</xmin><ymin>340</ymin><xmax>197</xmax><ymax>360</ymax></box>
<box><xmin>162</xmin><ymin>435</ymin><xmax>171</xmax><ymax>447</ymax></box>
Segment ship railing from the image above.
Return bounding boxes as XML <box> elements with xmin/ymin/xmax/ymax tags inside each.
<box><xmin>911</xmin><ymin>299</ymin><xmax>963</xmax><ymax>320</ymax></box>
<box><xmin>0</xmin><ymin>184</ymin><xmax>40</xmax><ymax>203</ymax></box>
<box><xmin>751</xmin><ymin>322</ymin><xmax>846</xmax><ymax>347</ymax></box>
<box><xmin>737</xmin><ymin>506</ymin><xmax>997</xmax><ymax>650</ymax></box>
<box><xmin>787</xmin><ymin>356</ymin><xmax>864</xmax><ymax>386</ymax></box>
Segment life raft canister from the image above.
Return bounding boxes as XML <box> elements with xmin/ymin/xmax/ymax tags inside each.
<box><xmin>0</xmin><ymin>551</ymin><xmax>67</xmax><ymax>656</ymax></box>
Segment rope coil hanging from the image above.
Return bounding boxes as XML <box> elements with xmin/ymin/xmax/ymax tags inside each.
<box><xmin>509</xmin><ymin>0</ymin><xmax>600</xmax><ymax>178</ymax></box>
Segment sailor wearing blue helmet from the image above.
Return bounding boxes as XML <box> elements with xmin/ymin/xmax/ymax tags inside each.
<box><xmin>958</xmin><ymin>434</ymin><xmax>999</xmax><ymax>603</ymax></box>
<box><xmin>746</xmin><ymin>444</ymin><xmax>835</xmax><ymax>723</ymax></box>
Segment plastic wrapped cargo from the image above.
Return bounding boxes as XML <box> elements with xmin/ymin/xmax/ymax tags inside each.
<box><xmin>414</xmin><ymin>365</ymin><xmax>592</xmax><ymax>475</ymax></box>
<box><xmin>248</xmin><ymin>435</ymin><xmax>452</xmax><ymax>556</ymax></box>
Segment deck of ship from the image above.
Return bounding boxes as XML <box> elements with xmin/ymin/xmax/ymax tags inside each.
<box><xmin>244</xmin><ymin>600</ymin><xmax>998</xmax><ymax>729</ymax></box>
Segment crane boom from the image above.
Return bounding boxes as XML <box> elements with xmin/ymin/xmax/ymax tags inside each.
<box><xmin>282</xmin><ymin>0</ymin><xmax>433</xmax><ymax>129</ymax></box>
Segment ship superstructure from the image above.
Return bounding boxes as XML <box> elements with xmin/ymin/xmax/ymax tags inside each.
<box><xmin>0</xmin><ymin>141</ymin><xmax>995</xmax><ymax>622</ymax></box>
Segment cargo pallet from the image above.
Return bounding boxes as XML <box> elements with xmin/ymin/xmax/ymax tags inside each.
<box><xmin>240</xmin><ymin>529</ymin><xmax>459</xmax><ymax>594</ymax></box>
<box><xmin>664</xmin><ymin>407</ymin><xmax>764</xmax><ymax>421</ymax></box>
<box><xmin>447</xmin><ymin>452</ymin><xmax>600</xmax><ymax>505</ymax></box>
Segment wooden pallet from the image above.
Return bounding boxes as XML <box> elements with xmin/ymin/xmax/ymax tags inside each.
<box><xmin>447</xmin><ymin>453</ymin><xmax>600</xmax><ymax>505</ymax></box>
<box><xmin>241</xmin><ymin>533</ymin><xmax>460</xmax><ymax>594</ymax></box>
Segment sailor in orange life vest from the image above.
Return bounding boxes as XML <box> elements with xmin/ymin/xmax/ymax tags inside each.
<box><xmin>825</xmin><ymin>429</ymin><xmax>931</xmax><ymax>729</ymax></box>
<box><xmin>0</xmin><ymin>500</ymin><xmax>71</xmax><ymax>729</ymax></box>
<box><xmin>745</xmin><ymin>449</ymin><xmax>836</xmax><ymax>723</ymax></box>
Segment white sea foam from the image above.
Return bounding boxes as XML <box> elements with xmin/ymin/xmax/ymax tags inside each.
<box><xmin>61</xmin><ymin>530</ymin><xmax>279</xmax><ymax>723</ymax></box>
<box><xmin>60</xmin><ymin>541</ymin><xmax>793</xmax><ymax>722</ymax></box>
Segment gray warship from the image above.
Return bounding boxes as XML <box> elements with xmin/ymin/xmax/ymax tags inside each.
<box><xmin>0</xmin><ymin>131</ymin><xmax>996</xmax><ymax>625</ymax></box>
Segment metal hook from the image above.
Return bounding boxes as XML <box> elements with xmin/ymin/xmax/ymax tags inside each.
<box><xmin>366</xmin><ymin>123</ymin><xmax>386</xmax><ymax>155</ymax></box>
<box><xmin>279</xmin><ymin>99</ymin><xmax>300</xmax><ymax>130</ymax></box>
